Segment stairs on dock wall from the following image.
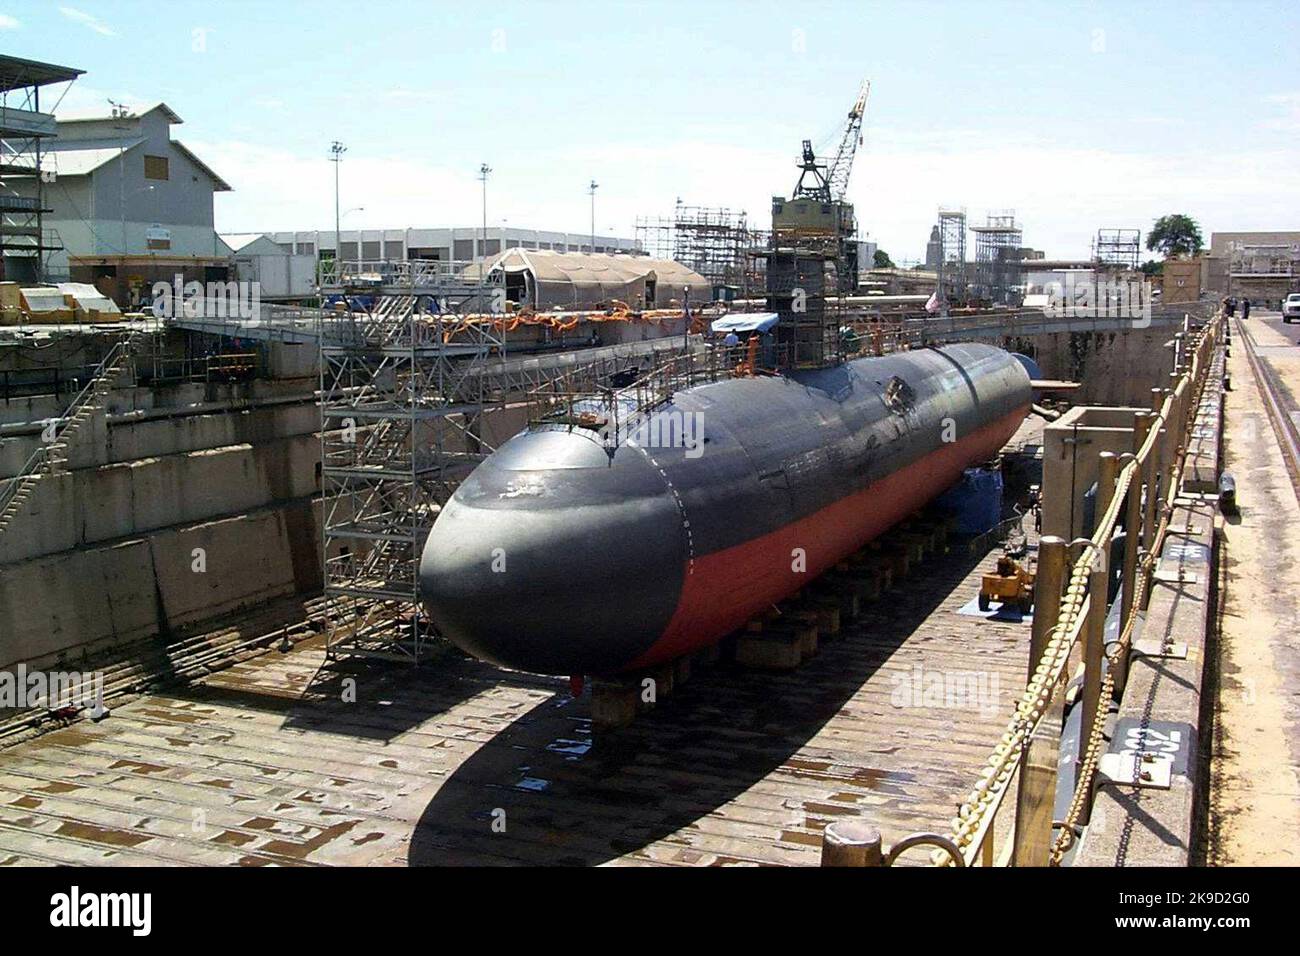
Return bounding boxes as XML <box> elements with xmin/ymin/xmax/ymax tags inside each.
<box><xmin>0</xmin><ymin>332</ymin><xmax>142</xmax><ymax>538</ymax></box>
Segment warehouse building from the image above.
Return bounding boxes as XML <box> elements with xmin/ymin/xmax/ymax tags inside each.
<box><xmin>264</xmin><ymin>225</ymin><xmax>641</xmax><ymax>263</ymax></box>
<box><xmin>31</xmin><ymin>101</ymin><xmax>230</xmax><ymax>279</ymax></box>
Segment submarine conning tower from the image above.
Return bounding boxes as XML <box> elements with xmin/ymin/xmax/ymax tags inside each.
<box><xmin>418</xmin><ymin>340</ymin><xmax>1032</xmax><ymax>676</ymax></box>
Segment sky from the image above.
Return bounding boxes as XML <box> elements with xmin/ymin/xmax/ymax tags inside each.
<box><xmin>3</xmin><ymin>0</ymin><xmax>1298</xmax><ymax>261</ymax></box>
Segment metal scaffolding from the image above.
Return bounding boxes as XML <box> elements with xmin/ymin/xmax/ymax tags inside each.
<box><xmin>0</xmin><ymin>56</ymin><xmax>83</xmax><ymax>283</ymax></box>
<box><xmin>1093</xmin><ymin>228</ymin><xmax>1141</xmax><ymax>270</ymax></box>
<box><xmin>317</xmin><ymin>258</ymin><xmax>504</xmax><ymax>662</ymax></box>
<box><xmin>937</xmin><ymin>207</ymin><xmax>967</xmax><ymax>302</ymax></box>
<box><xmin>316</xmin><ymin>259</ymin><xmax>703</xmax><ymax>662</ymax></box>
<box><xmin>635</xmin><ymin>202</ymin><xmax>767</xmax><ymax>298</ymax></box>
<box><xmin>972</xmin><ymin>211</ymin><xmax>1023</xmax><ymax>305</ymax></box>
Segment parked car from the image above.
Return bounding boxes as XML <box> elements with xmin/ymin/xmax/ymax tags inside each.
<box><xmin>1283</xmin><ymin>293</ymin><xmax>1300</xmax><ymax>323</ymax></box>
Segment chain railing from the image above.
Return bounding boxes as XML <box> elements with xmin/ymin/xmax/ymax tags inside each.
<box><xmin>820</xmin><ymin>309</ymin><xmax>1223</xmax><ymax>867</ymax></box>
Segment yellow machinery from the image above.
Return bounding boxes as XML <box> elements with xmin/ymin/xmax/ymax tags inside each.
<box><xmin>979</xmin><ymin>555</ymin><xmax>1035</xmax><ymax>613</ymax></box>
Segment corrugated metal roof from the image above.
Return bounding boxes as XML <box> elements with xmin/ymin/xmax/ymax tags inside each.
<box><xmin>39</xmin><ymin>139</ymin><xmax>143</xmax><ymax>175</ymax></box>
<box><xmin>31</xmin><ymin>134</ymin><xmax>231</xmax><ymax>191</ymax></box>
<box><xmin>0</xmin><ymin>54</ymin><xmax>84</xmax><ymax>93</ymax></box>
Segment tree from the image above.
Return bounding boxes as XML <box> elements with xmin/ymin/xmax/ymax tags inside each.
<box><xmin>1146</xmin><ymin>214</ymin><xmax>1203</xmax><ymax>258</ymax></box>
<box><xmin>873</xmin><ymin>248</ymin><xmax>895</xmax><ymax>268</ymax></box>
<box><xmin>1139</xmin><ymin>259</ymin><xmax>1163</xmax><ymax>277</ymax></box>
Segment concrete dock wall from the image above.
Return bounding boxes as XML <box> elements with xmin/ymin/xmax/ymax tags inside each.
<box><xmin>0</xmin><ymin>375</ymin><xmax>323</xmax><ymax>672</ymax></box>
<box><xmin>0</xmin><ymin>434</ymin><xmax>320</xmax><ymax>564</ymax></box>
<box><xmin>0</xmin><ymin>501</ymin><xmax>321</xmax><ymax>670</ymax></box>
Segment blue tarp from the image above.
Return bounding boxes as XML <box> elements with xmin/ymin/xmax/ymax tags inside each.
<box><xmin>710</xmin><ymin>312</ymin><xmax>780</xmax><ymax>334</ymax></box>
<box><xmin>936</xmin><ymin>467</ymin><xmax>1004</xmax><ymax>535</ymax></box>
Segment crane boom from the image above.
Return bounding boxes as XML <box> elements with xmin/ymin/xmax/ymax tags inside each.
<box><xmin>826</xmin><ymin>79</ymin><xmax>870</xmax><ymax>201</ymax></box>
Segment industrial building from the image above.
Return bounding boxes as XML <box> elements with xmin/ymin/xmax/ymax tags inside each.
<box><xmin>26</xmin><ymin>101</ymin><xmax>230</xmax><ymax>279</ymax></box>
<box><xmin>263</xmin><ymin>225</ymin><xmax>641</xmax><ymax>262</ymax></box>
<box><xmin>1203</xmin><ymin>230</ymin><xmax>1300</xmax><ymax>305</ymax></box>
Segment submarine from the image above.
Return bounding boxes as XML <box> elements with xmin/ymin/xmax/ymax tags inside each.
<box><xmin>419</xmin><ymin>343</ymin><xmax>1032</xmax><ymax>676</ymax></box>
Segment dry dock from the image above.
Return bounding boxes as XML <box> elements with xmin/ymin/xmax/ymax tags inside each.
<box><xmin>0</xmin><ymin>530</ymin><xmax>1028</xmax><ymax>867</ymax></box>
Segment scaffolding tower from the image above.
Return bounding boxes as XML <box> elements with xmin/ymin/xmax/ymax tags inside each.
<box><xmin>936</xmin><ymin>207</ymin><xmax>967</xmax><ymax>303</ymax></box>
<box><xmin>317</xmin><ymin>259</ymin><xmax>505</xmax><ymax>662</ymax></box>
<box><xmin>972</xmin><ymin>211</ymin><xmax>1023</xmax><ymax>305</ymax></box>
<box><xmin>1093</xmin><ymin>228</ymin><xmax>1141</xmax><ymax>270</ymax></box>
<box><xmin>0</xmin><ymin>56</ymin><xmax>84</xmax><ymax>283</ymax></box>
<box><xmin>635</xmin><ymin>202</ymin><xmax>768</xmax><ymax>299</ymax></box>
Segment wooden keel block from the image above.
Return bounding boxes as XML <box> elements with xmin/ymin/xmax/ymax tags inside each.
<box><xmin>812</xmin><ymin>582</ymin><xmax>859</xmax><ymax>622</ymax></box>
<box><xmin>591</xmin><ymin>677</ymin><xmax>640</xmax><ymax>730</ymax></box>
<box><xmin>735</xmin><ymin>630</ymin><xmax>803</xmax><ymax>670</ymax></box>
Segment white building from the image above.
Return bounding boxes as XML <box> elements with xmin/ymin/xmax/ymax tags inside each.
<box><xmin>262</xmin><ymin>226</ymin><xmax>642</xmax><ymax>263</ymax></box>
<box><xmin>220</xmin><ymin>233</ymin><xmax>315</xmax><ymax>299</ymax></box>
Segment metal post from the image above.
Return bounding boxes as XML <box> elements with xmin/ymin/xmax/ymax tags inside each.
<box><xmin>1013</xmin><ymin>534</ymin><xmax>1067</xmax><ymax>866</ymax></box>
<box><xmin>330</xmin><ymin>141</ymin><xmax>346</xmax><ymax>277</ymax></box>
<box><xmin>588</xmin><ymin>179</ymin><xmax>598</xmax><ymax>254</ymax></box>
<box><xmin>479</xmin><ymin>163</ymin><xmax>492</xmax><ymax>262</ymax></box>
<box><xmin>820</xmin><ymin>820</ymin><xmax>884</xmax><ymax>867</ymax></box>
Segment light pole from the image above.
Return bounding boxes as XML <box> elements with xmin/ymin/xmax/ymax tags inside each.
<box><xmin>109</xmin><ymin>99</ymin><xmax>129</xmax><ymax>256</ymax></box>
<box><xmin>329</xmin><ymin>141</ymin><xmax>346</xmax><ymax>270</ymax></box>
<box><xmin>588</xmin><ymin>179</ymin><xmax>598</xmax><ymax>254</ymax></box>
<box><xmin>478</xmin><ymin>163</ymin><xmax>501</xmax><ymax>357</ymax></box>
<box><xmin>479</xmin><ymin>163</ymin><xmax>491</xmax><ymax>262</ymax></box>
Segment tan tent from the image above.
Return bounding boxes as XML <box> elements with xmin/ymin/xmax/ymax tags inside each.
<box><xmin>463</xmin><ymin>248</ymin><xmax>708</xmax><ymax>311</ymax></box>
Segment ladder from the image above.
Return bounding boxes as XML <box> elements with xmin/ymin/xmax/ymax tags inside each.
<box><xmin>0</xmin><ymin>332</ymin><xmax>141</xmax><ymax>537</ymax></box>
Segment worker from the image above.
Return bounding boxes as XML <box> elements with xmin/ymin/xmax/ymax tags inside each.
<box><xmin>1242</xmin><ymin>297</ymin><xmax>1251</xmax><ymax>321</ymax></box>
<box><xmin>722</xmin><ymin>329</ymin><xmax>740</xmax><ymax>365</ymax></box>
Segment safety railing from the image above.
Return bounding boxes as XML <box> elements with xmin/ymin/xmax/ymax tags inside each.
<box><xmin>525</xmin><ymin>344</ymin><xmax>731</xmax><ymax>444</ymax></box>
<box><xmin>820</xmin><ymin>309</ymin><xmax>1223</xmax><ymax>868</ymax></box>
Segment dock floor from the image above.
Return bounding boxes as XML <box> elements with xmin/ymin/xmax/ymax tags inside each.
<box><xmin>0</xmin><ymin>537</ymin><xmax>1031</xmax><ymax>867</ymax></box>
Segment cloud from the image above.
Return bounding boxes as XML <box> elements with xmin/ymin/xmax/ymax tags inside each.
<box><xmin>59</xmin><ymin>6</ymin><xmax>117</xmax><ymax>37</ymax></box>
<box><xmin>0</xmin><ymin>14</ymin><xmax>20</xmax><ymax>30</ymax></box>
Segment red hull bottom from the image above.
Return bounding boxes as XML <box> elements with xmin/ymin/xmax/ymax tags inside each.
<box><xmin>623</xmin><ymin>405</ymin><xmax>1028</xmax><ymax>671</ymax></box>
